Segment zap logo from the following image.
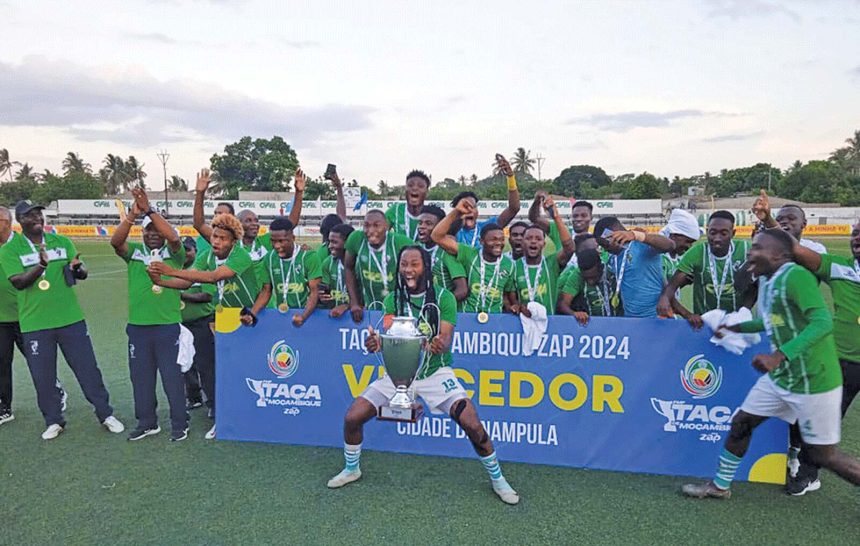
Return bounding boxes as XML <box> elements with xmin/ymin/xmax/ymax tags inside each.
<box><xmin>268</xmin><ymin>339</ymin><xmax>299</xmax><ymax>378</ymax></box>
<box><xmin>680</xmin><ymin>354</ymin><xmax>723</xmax><ymax>399</ymax></box>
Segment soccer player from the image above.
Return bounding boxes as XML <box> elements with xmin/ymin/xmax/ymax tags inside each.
<box><xmin>592</xmin><ymin>216</ymin><xmax>676</xmax><ymax>318</ymax></box>
<box><xmin>326</xmin><ymin>246</ymin><xmax>519</xmax><ymax>504</ymax></box>
<box><xmin>385</xmin><ymin>170</ymin><xmax>431</xmax><ymax>240</ymax></box>
<box><xmin>512</xmin><ymin>197</ymin><xmax>575</xmax><ymax>314</ymax></box>
<box><xmin>314</xmin><ymin>166</ymin><xmax>348</xmax><ymax>266</ymax></box>
<box><xmin>752</xmin><ymin>190</ymin><xmax>825</xmax><ymax>253</ymax></box>
<box><xmin>529</xmin><ymin>192</ymin><xmax>593</xmax><ymax>262</ymax></box>
<box><xmin>450</xmin><ymin>155</ymin><xmax>520</xmax><ymax>248</ymax></box>
<box><xmin>178</xmin><ymin>237</ymin><xmax>214</xmax><ymax>413</ymax></box>
<box><xmin>246</xmin><ymin>217</ymin><xmax>322</xmax><ymax>327</ymax></box>
<box><xmin>0</xmin><ymin>206</ymin><xmax>66</xmax><ymax>426</ymax></box>
<box><xmin>682</xmin><ymin>229</ymin><xmax>860</xmax><ymax>499</ymax></box>
<box><xmin>659</xmin><ymin>208</ymin><xmax>700</xmax><ymax>283</ymax></box>
<box><xmin>343</xmin><ymin>210</ymin><xmax>415</xmax><ymax>323</ymax></box>
<box><xmin>431</xmin><ymin>199</ymin><xmax>518</xmax><ymax>316</ymax></box>
<box><xmin>148</xmin><ymin>212</ymin><xmax>260</xmax><ymax>440</ymax></box>
<box><xmin>657</xmin><ymin>211</ymin><xmax>753</xmax><ymax>328</ymax></box>
<box><xmin>504</xmin><ymin>221</ymin><xmax>528</xmax><ymax>262</ymax></box>
<box><xmin>416</xmin><ymin>204</ymin><xmax>467</xmax><ymax>303</ymax></box>
<box><xmin>782</xmin><ymin>222</ymin><xmax>860</xmax><ymax>493</ymax></box>
<box><xmin>0</xmin><ymin>201</ymin><xmax>123</xmax><ymax>440</ymax></box>
<box><xmin>110</xmin><ymin>188</ymin><xmax>189</xmax><ymax>442</ymax></box>
<box><xmin>320</xmin><ymin>223</ymin><xmax>354</xmax><ymax>318</ymax></box>
<box><xmin>557</xmin><ymin>248</ymin><xmax>621</xmax><ymax>324</ymax></box>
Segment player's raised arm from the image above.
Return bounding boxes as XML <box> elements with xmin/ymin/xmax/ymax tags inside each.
<box><xmin>792</xmin><ymin>238</ymin><xmax>823</xmax><ymax>274</ymax></box>
<box><xmin>193</xmin><ymin>169</ymin><xmax>214</xmax><ymax>243</ymax></box>
<box><xmin>328</xmin><ymin>168</ymin><xmax>347</xmax><ymax>221</ymax></box>
<box><xmin>288</xmin><ymin>168</ymin><xmax>306</xmax><ymax>227</ymax></box>
<box><xmin>110</xmin><ymin>201</ymin><xmax>140</xmax><ymax>257</ymax></box>
<box><xmin>608</xmin><ymin>229</ymin><xmax>675</xmax><ymax>254</ymax></box>
<box><xmin>547</xmin><ymin>196</ymin><xmax>575</xmax><ymax>266</ymax></box>
<box><xmin>432</xmin><ymin>201</ymin><xmax>472</xmax><ymax>256</ymax></box>
<box><xmin>495</xmin><ymin>154</ymin><xmax>521</xmax><ymax>228</ymax></box>
<box><xmin>528</xmin><ymin>191</ymin><xmax>551</xmax><ymax>233</ymax></box>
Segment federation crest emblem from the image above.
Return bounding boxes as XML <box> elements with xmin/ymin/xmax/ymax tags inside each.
<box><xmin>680</xmin><ymin>354</ymin><xmax>723</xmax><ymax>399</ymax></box>
<box><xmin>267</xmin><ymin>339</ymin><xmax>299</xmax><ymax>378</ymax></box>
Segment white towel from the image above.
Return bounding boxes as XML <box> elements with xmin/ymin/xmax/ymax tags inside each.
<box><xmin>177</xmin><ymin>324</ymin><xmax>196</xmax><ymax>373</ymax></box>
<box><xmin>701</xmin><ymin>307</ymin><xmax>761</xmax><ymax>355</ymax></box>
<box><xmin>660</xmin><ymin>209</ymin><xmax>701</xmax><ymax>241</ymax></box>
<box><xmin>519</xmin><ymin>301</ymin><xmax>548</xmax><ymax>357</ymax></box>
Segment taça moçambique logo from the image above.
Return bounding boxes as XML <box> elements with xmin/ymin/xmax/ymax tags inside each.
<box><xmin>267</xmin><ymin>339</ymin><xmax>299</xmax><ymax>378</ymax></box>
<box><xmin>680</xmin><ymin>354</ymin><xmax>723</xmax><ymax>399</ymax></box>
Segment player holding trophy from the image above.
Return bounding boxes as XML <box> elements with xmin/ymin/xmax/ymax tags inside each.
<box><xmin>326</xmin><ymin>246</ymin><xmax>519</xmax><ymax>505</ymax></box>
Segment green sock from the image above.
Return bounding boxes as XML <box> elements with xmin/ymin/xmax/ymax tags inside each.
<box><xmin>713</xmin><ymin>449</ymin><xmax>742</xmax><ymax>490</ymax></box>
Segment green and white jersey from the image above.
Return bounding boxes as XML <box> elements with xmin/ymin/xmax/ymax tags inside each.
<box><xmin>314</xmin><ymin>243</ymin><xmax>331</xmax><ymax>271</ymax></box>
<box><xmin>0</xmin><ymin>232</ymin><xmax>85</xmax><ymax>333</ymax></box>
<box><xmin>676</xmin><ymin>240</ymin><xmax>750</xmax><ymax>315</ymax></box>
<box><xmin>738</xmin><ymin>263</ymin><xmax>842</xmax><ymax>394</ymax></box>
<box><xmin>385</xmin><ymin>202</ymin><xmax>421</xmax><ymax>241</ymax></box>
<box><xmin>662</xmin><ymin>253</ymin><xmax>681</xmax><ymax>282</ymax></box>
<box><xmin>321</xmin><ymin>254</ymin><xmax>349</xmax><ymax>307</ymax></box>
<box><xmin>513</xmin><ymin>253</ymin><xmax>563</xmax><ymax>314</ymax></box>
<box><xmin>561</xmin><ymin>266</ymin><xmax>621</xmax><ymax>317</ymax></box>
<box><xmin>192</xmin><ymin>245</ymin><xmax>260</xmax><ymax>309</ymax></box>
<box><xmin>815</xmin><ymin>253</ymin><xmax>860</xmax><ymax>363</ymax></box>
<box><xmin>345</xmin><ymin>230</ymin><xmax>414</xmax><ymax>308</ymax></box>
<box><xmin>383</xmin><ymin>287</ymin><xmax>457</xmax><ymax>380</ymax></box>
<box><xmin>261</xmin><ymin>247</ymin><xmax>322</xmax><ymax>309</ymax></box>
<box><xmin>427</xmin><ymin>245</ymin><xmax>466</xmax><ymax>293</ymax></box>
<box><xmin>121</xmin><ymin>242</ymin><xmax>185</xmax><ymax>326</ymax></box>
<box><xmin>0</xmin><ymin>232</ymin><xmax>19</xmax><ymax>323</ymax></box>
<box><xmin>180</xmin><ymin>282</ymin><xmax>215</xmax><ymax>323</ymax></box>
<box><xmin>455</xmin><ymin>243</ymin><xmax>515</xmax><ymax>313</ymax></box>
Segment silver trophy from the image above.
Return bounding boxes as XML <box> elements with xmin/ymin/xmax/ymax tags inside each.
<box><xmin>376</xmin><ymin>316</ymin><xmax>427</xmax><ymax>422</ymax></box>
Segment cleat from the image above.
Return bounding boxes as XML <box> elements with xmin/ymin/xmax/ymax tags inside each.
<box><xmin>327</xmin><ymin>469</ymin><xmax>362</xmax><ymax>489</ymax></box>
<box><xmin>41</xmin><ymin>423</ymin><xmax>64</xmax><ymax>440</ymax></box>
<box><xmin>0</xmin><ymin>410</ymin><xmax>14</xmax><ymax>426</ymax></box>
<box><xmin>786</xmin><ymin>474</ymin><xmax>821</xmax><ymax>496</ymax></box>
<box><xmin>170</xmin><ymin>428</ymin><xmax>189</xmax><ymax>442</ymax></box>
<box><xmin>102</xmin><ymin>415</ymin><xmax>125</xmax><ymax>433</ymax></box>
<box><xmin>127</xmin><ymin>426</ymin><xmax>161</xmax><ymax>441</ymax></box>
<box><xmin>681</xmin><ymin>481</ymin><xmax>731</xmax><ymax>499</ymax></box>
<box><xmin>492</xmin><ymin>478</ymin><xmax>520</xmax><ymax>505</ymax></box>
<box><xmin>204</xmin><ymin>424</ymin><xmax>216</xmax><ymax>440</ymax></box>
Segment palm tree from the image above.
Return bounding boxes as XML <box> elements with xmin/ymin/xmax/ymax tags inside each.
<box><xmin>62</xmin><ymin>152</ymin><xmax>92</xmax><ymax>176</ymax></box>
<box><xmin>125</xmin><ymin>156</ymin><xmax>147</xmax><ymax>189</ymax></box>
<box><xmin>843</xmin><ymin>130</ymin><xmax>860</xmax><ymax>176</ymax></box>
<box><xmin>168</xmin><ymin>175</ymin><xmax>188</xmax><ymax>192</ymax></box>
<box><xmin>0</xmin><ymin>148</ymin><xmax>20</xmax><ymax>182</ymax></box>
<box><xmin>511</xmin><ymin>147</ymin><xmax>536</xmax><ymax>175</ymax></box>
<box><xmin>14</xmin><ymin>163</ymin><xmax>35</xmax><ymax>181</ymax></box>
<box><xmin>469</xmin><ymin>173</ymin><xmax>477</xmax><ymax>186</ymax></box>
<box><xmin>457</xmin><ymin>175</ymin><xmax>467</xmax><ymax>186</ymax></box>
<box><xmin>100</xmin><ymin>154</ymin><xmax>128</xmax><ymax>195</ymax></box>
<box><xmin>377</xmin><ymin>180</ymin><xmax>390</xmax><ymax>197</ymax></box>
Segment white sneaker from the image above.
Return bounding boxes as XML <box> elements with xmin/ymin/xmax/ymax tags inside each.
<box><xmin>205</xmin><ymin>424</ymin><xmax>216</xmax><ymax>440</ymax></box>
<box><xmin>0</xmin><ymin>411</ymin><xmax>14</xmax><ymax>426</ymax></box>
<box><xmin>42</xmin><ymin>423</ymin><xmax>64</xmax><ymax>440</ymax></box>
<box><xmin>492</xmin><ymin>478</ymin><xmax>520</xmax><ymax>505</ymax></box>
<box><xmin>102</xmin><ymin>415</ymin><xmax>125</xmax><ymax>433</ymax></box>
<box><xmin>327</xmin><ymin>468</ymin><xmax>362</xmax><ymax>489</ymax></box>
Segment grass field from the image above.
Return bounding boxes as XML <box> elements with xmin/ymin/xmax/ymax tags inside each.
<box><xmin>2</xmin><ymin>238</ymin><xmax>858</xmax><ymax>545</ymax></box>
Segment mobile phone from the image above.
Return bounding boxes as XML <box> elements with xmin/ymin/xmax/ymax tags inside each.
<box><xmin>324</xmin><ymin>164</ymin><xmax>337</xmax><ymax>180</ymax></box>
<box><xmin>494</xmin><ymin>153</ymin><xmax>505</xmax><ymax>162</ymax></box>
<box><xmin>318</xmin><ymin>283</ymin><xmax>331</xmax><ymax>295</ymax></box>
<box><xmin>600</xmin><ymin>228</ymin><xmax>615</xmax><ymax>239</ymax></box>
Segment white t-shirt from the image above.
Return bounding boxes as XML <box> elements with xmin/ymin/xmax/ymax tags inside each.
<box><xmin>799</xmin><ymin>238</ymin><xmax>826</xmax><ymax>254</ymax></box>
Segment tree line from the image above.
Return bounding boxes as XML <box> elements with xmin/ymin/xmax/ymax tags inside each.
<box><xmin>2</xmin><ymin>130</ymin><xmax>858</xmax><ymax>206</ymax></box>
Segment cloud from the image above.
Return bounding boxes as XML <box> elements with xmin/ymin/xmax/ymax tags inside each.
<box><xmin>279</xmin><ymin>39</ymin><xmax>320</xmax><ymax>49</ymax></box>
<box><xmin>706</xmin><ymin>0</ymin><xmax>801</xmax><ymax>23</ymax></box>
<box><xmin>127</xmin><ymin>32</ymin><xmax>202</xmax><ymax>46</ymax></box>
<box><xmin>701</xmin><ymin>130</ymin><xmax>764</xmax><ymax>143</ymax></box>
<box><xmin>566</xmin><ymin>109</ymin><xmax>740</xmax><ymax>132</ymax></box>
<box><xmin>0</xmin><ymin>56</ymin><xmax>374</xmax><ymax>147</ymax></box>
<box><xmin>851</xmin><ymin>65</ymin><xmax>860</xmax><ymax>78</ymax></box>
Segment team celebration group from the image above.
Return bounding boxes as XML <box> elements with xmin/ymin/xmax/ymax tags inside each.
<box><xmin>1</xmin><ymin>155</ymin><xmax>858</xmax><ymax>505</ymax></box>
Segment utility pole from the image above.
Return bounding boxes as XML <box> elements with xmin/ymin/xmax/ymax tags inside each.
<box><xmin>535</xmin><ymin>153</ymin><xmax>546</xmax><ymax>181</ymax></box>
<box><xmin>156</xmin><ymin>150</ymin><xmax>170</xmax><ymax>217</ymax></box>
<box><xmin>767</xmin><ymin>163</ymin><xmax>772</xmax><ymax>193</ymax></box>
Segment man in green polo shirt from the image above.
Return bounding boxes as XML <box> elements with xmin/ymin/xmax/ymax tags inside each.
<box><xmin>111</xmin><ymin>187</ymin><xmax>189</xmax><ymax>442</ymax></box>
<box><xmin>0</xmin><ymin>201</ymin><xmax>123</xmax><ymax>440</ymax></box>
<box><xmin>385</xmin><ymin>170</ymin><xmax>431</xmax><ymax>241</ymax></box>
<box><xmin>682</xmin><ymin>229</ymin><xmax>860</xmax><ymax>500</ymax></box>
<box><xmin>247</xmin><ymin>217</ymin><xmax>322</xmax><ymax>327</ymax></box>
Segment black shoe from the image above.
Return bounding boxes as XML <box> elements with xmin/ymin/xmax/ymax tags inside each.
<box><xmin>187</xmin><ymin>399</ymin><xmax>204</xmax><ymax>410</ymax></box>
<box><xmin>786</xmin><ymin>471</ymin><xmax>821</xmax><ymax>496</ymax></box>
<box><xmin>127</xmin><ymin>426</ymin><xmax>161</xmax><ymax>441</ymax></box>
<box><xmin>170</xmin><ymin>428</ymin><xmax>189</xmax><ymax>442</ymax></box>
<box><xmin>0</xmin><ymin>409</ymin><xmax>14</xmax><ymax>426</ymax></box>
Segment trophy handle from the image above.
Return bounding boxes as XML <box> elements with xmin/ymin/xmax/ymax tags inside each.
<box><xmin>369</xmin><ymin>313</ymin><xmax>387</xmax><ymax>369</ymax></box>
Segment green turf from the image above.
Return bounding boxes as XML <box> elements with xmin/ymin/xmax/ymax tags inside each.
<box><xmin>2</xmin><ymin>239</ymin><xmax>858</xmax><ymax>545</ymax></box>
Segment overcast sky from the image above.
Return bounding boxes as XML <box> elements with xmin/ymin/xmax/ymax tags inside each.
<box><xmin>2</xmin><ymin>0</ymin><xmax>858</xmax><ymax>189</ymax></box>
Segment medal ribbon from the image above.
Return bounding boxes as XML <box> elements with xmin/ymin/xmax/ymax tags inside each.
<box><xmin>23</xmin><ymin>234</ymin><xmax>48</xmax><ymax>284</ymax></box>
<box><xmin>521</xmin><ymin>257</ymin><xmax>545</xmax><ymax>303</ymax></box>
<box><xmin>707</xmin><ymin>242</ymin><xmax>735</xmax><ymax>308</ymax></box>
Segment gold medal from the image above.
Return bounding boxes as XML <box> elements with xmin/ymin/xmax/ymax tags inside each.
<box><xmin>151</xmin><ymin>285</ymin><xmax>163</xmax><ymax>294</ymax></box>
<box><xmin>856</xmin><ymin>315</ymin><xmax>860</xmax><ymax>325</ymax></box>
<box><xmin>278</xmin><ymin>302</ymin><xmax>289</xmax><ymax>313</ymax></box>
<box><xmin>38</xmin><ymin>279</ymin><xmax>50</xmax><ymax>291</ymax></box>
<box><xmin>215</xmin><ymin>304</ymin><xmax>224</xmax><ymax>313</ymax></box>
<box><xmin>477</xmin><ymin>311</ymin><xmax>489</xmax><ymax>324</ymax></box>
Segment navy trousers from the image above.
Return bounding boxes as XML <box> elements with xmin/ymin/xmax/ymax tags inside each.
<box><xmin>183</xmin><ymin>316</ymin><xmax>216</xmax><ymax>413</ymax></box>
<box><xmin>127</xmin><ymin>323</ymin><xmax>188</xmax><ymax>432</ymax></box>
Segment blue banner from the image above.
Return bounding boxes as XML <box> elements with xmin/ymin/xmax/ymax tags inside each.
<box><xmin>215</xmin><ymin>310</ymin><xmax>788</xmax><ymax>484</ymax></box>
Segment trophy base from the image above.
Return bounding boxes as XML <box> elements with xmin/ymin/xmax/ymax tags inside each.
<box><xmin>377</xmin><ymin>403</ymin><xmax>424</xmax><ymax>423</ymax></box>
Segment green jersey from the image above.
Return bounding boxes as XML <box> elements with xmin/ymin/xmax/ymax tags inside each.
<box><xmin>0</xmin><ymin>232</ymin><xmax>85</xmax><ymax>333</ymax></box>
<box><xmin>0</xmin><ymin>232</ymin><xmax>19</xmax><ymax>323</ymax></box>
<box><xmin>662</xmin><ymin>254</ymin><xmax>681</xmax><ymax>282</ymax></box>
<box><xmin>180</xmin><ymin>282</ymin><xmax>215</xmax><ymax>322</ymax></box>
<box><xmin>456</xmin><ymin>243</ymin><xmax>515</xmax><ymax>313</ymax></box>
<box><xmin>192</xmin><ymin>245</ymin><xmax>260</xmax><ymax>309</ymax></box>
<box><xmin>513</xmin><ymin>253</ymin><xmax>563</xmax><ymax>314</ymax></box>
<box><xmin>261</xmin><ymin>248</ymin><xmax>322</xmax><ymax>309</ymax></box>
<box><xmin>321</xmin><ymin>255</ymin><xmax>349</xmax><ymax>307</ymax></box>
<box><xmin>428</xmin><ymin>245</ymin><xmax>466</xmax><ymax>293</ymax></box>
<box><xmin>383</xmin><ymin>287</ymin><xmax>457</xmax><ymax>380</ymax></box>
<box><xmin>814</xmin><ymin>253</ymin><xmax>860</xmax><ymax>363</ymax></box>
<box><xmin>737</xmin><ymin>263</ymin><xmax>842</xmax><ymax>394</ymax></box>
<box><xmin>676</xmin><ymin>240</ymin><xmax>750</xmax><ymax>315</ymax></box>
<box><xmin>385</xmin><ymin>202</ymin><xmax>421</xmax><ymax>241</ymax></box>
<box><xmin>561</xmin><ymin>266</ymin><xmax>621</xmax><ymax>317</ymax></box>
<box><xmin>315</xmin><ymin>243</ymin><xmax>331</xmax><ymax>270</ymax></box>
<box><xmin>345</xmin><ymin>230</ymin><xmax>415</xmax><ymax>308</ymax></box>
<box><xmin>121</xmin><ymin>242</ymin><xmax>185</xmax><ymax>326</ymax></box>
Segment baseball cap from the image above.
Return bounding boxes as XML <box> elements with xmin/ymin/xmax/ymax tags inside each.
<box><xmin>15</xmin><ymin>200</ymin><xmax>45</xmax><ymax>218</ymax></box>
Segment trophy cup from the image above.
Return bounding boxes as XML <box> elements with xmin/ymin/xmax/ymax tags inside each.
<box><xmin>376</xmin><ymin>316</ymin><xmax>427</xmax><ymax>422</ymax></box>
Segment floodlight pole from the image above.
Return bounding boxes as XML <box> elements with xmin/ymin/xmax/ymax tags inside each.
<box><xmin>157</xmin><ymin>150</ymin><xmax>170</xmax><ymax>216</ymax></box>
<box><xmin>536</xmin><ymin>153</ymin><xmax>546</xmax><ymax>181</ymax></box>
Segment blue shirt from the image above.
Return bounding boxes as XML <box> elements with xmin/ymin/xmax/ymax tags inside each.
<box><xmin>608</xmin><ymin>241</ymin><xmax>664</xmax><ymax>318</ymax></box>
<box><xmin>456</xmin><ymin>216</ymin><xmax>498</xmax><ymax>249</ymax></box>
